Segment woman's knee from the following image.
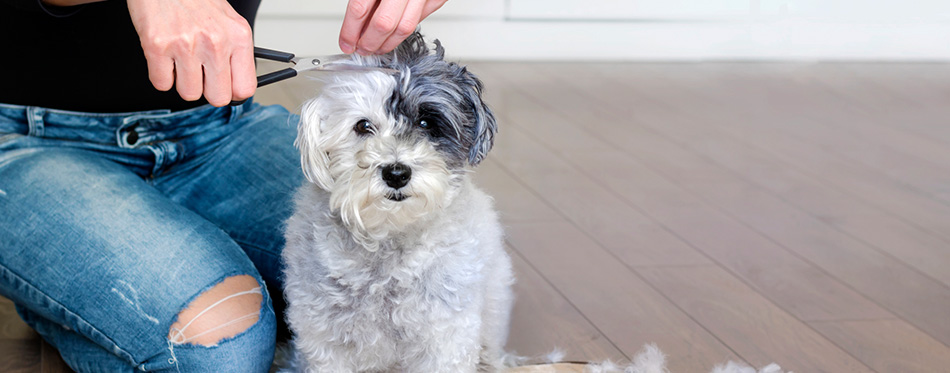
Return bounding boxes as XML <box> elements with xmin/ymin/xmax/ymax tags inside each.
<box><xmin>164</xmin><ymin>274</ymin><xmax>277</xmax><ymax>372</ymax></box>
<box><xmin>168</xmin><ymin>275</ymin><xmax>267</xmax><ymax>346</ymax></box>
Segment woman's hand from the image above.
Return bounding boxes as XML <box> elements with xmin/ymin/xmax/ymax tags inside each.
<box><xmin>127</xmin><ymin>0</ymin><xmax>256</xmax><ymax>106</ymax></box>
<box><xmin>339</xmin><ymin>0</ymin><xmax>449</xmax><ymax>55</ymax></box>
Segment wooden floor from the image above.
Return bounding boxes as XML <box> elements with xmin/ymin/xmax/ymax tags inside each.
<box><xmin>4</xmin><ymin>62</ymin><xmax>950</xmax><ymax>372</ymax></box>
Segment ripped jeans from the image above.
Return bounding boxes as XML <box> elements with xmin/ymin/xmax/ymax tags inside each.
<box><xmin>0</xmin><ymin>100</ymin><xmax>303</xmax><ymax>372</ymax></box>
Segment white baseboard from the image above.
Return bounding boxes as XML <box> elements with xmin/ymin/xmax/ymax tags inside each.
<box><xmin>254</xmin><ymin>17</ymin><xmax>950</xmax><ymax>61</ymax></box>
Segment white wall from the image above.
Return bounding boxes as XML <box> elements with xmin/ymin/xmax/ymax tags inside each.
<box><xmin>254</xmin><ymin>0</ymin><xmax>950</xmax><ymax>60</ymax></box>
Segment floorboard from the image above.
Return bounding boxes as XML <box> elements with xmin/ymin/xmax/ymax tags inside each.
<box><xmin>809</xmin><ymin>318</ymin><xmax>950</xmax><ymax>372</ymax></box>
<box><xmin>638</xmin><ymin>265</ymin><xmax>872</xmax><ymax>372</ymax></box>
<box><xmin>506</xmin><ymin>249</ymin><xmax>627</xmax><ymax>362</ymax></box>
<box><xmin>505</xmin><ymin>221</ymin><xmax>741</xmax><ymax>372</ymax></box>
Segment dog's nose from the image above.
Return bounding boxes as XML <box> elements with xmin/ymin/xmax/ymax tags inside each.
<box><xmin>381</xmin><ymin>163</ymin><xmax>412</xmax><ymax>189</ymax></box>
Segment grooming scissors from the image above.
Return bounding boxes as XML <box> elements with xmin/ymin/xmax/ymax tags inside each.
<box><xmin>230</xmin><ymin>47</ymin><xmax>396</xmax><ymax>105</ymax></box>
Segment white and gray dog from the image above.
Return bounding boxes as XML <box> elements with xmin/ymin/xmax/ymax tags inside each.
<box><xmin>281</xmin><ymin>32</ymin><xmax>514</xmax><ymax>372</ymax></box>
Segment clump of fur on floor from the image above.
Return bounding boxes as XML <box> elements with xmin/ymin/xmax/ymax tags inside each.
<box><xmin>507</xmin><ymin>344</ymin><xmax>788</xmax><ymax>373</ymax></box>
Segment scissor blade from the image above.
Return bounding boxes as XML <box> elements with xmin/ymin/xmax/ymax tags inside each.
<box><xmin>294</xmin><ymin>56</ymin><xmax>399</xmax><ymax>74</ymax></box>
<box><xmin>319</xmin><ymin>64</ymin><xmax>400</xmax><ymax>74</ymax></box>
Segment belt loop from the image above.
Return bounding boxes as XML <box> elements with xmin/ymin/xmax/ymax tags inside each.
<box><xmin>26</xmin><ymin>107</ymin><xmax>45</xmax><ymax>137</ymax></box>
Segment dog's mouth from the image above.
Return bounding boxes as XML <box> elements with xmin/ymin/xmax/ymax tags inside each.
<box><xmin>386</xmin><ymin>192</ymin><xmax>409</xmax><ymax>202</ymax></box>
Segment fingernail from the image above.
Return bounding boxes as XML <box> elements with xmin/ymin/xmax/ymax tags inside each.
<box><xmin>340</xmin><ymin>42</ymin><xmax>354</xmax><ymax>53</ymax></box>
<box><xmin>356</xmin><ymin>48</ymin><xmax>371</xmax><ymax>56</ymax></box>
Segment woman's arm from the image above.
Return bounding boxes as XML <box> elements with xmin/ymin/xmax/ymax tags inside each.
<box><xmin>28</xmin><ymin>0</ymin><xmax>449</xmax><ymax>106</ymax></box>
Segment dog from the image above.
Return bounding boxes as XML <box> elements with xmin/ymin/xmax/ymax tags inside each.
<box><xmin>281</xmin><ymin>31</ymin><xmax>514</xmax><ymax>372</ymax></box>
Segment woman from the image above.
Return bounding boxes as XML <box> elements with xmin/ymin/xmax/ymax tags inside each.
<box><xmin>0</xmin><ymin>0</ymin><xmax>446</xmax><ymax>371</ymax></box>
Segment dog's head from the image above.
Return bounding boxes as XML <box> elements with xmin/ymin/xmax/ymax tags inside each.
<box><xmin>296</xmin><ymin>31</ymin><xmax>497</xmax><ymax>249</ymax></box>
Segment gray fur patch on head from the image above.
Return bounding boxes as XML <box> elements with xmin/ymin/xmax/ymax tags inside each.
<box><xmin>356</xmin><ymin>31</ymin><xmax>498</xmax><ymax>167</ymax></box>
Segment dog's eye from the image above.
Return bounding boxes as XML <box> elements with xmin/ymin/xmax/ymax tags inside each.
<box><xmin>416</xmin><ymin>117</ymin><xmax>444</xmax><ymax>137</ymax></box>
<box><xmin>354</xmin><ymin>119</ymin><xmax>374</xmax><ymax>135</ymax></box>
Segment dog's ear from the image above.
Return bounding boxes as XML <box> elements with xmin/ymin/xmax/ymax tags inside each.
<box><xmin>296</xmin><ymin>98</ymin><xmax>335</xmax><ymax>190</ymax></box>
<box><xmin>463</xmin><ymin>69</ymin><xmax>497</xmax><ymax>166</ymax></box>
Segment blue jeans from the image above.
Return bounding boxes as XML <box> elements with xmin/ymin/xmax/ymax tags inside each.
<box><xmin>0</xmin><ymin>100</ymin><xmax>303</xmax><ymax>372</ymax></box>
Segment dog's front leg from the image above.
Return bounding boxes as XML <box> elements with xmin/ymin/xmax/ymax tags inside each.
<box><xmin>408</xmin><ymin>342</ymin><xmax>481</xmax><ymax>373</ymax></box>
<box><xmin>404</xmin><ymin>309</ymin><xmax>483</xmax><ymax>373</ymax></box>
<box><xmin>290</xmin><ymin>337</ymin><xmax>370</xmax><ymax>373</ymax></box>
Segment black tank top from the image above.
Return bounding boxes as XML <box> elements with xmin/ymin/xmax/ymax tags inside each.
<box><xmin>0</xmin><ymin>0</ymin><xmax>261</xmax><ymax>112</ymax></box>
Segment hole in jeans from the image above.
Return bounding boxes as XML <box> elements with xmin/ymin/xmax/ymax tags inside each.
<box><xmin>168</xmin><ymin>275</ymin><xmax>263</xmax><ymax>346</ymax></box>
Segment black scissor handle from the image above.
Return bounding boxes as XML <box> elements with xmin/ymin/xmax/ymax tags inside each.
<box><xmin>253</xmin><ymin>47</ymin><xmax>295</xmax><ymax>63</ymax></box>
<box><xmin>229</xmin><ymin>48</ymin><xmax>300</xmax><ymax>105</ymax></box>
<box><xmin>228</xmin><ymin>69</ymin><xmax>294</xmax><ymax>105</ymax></box>
<box><xmin>256</xmin><ymin>67</ymin><xmax>298</xmax><ymax>87</ymax></box>
<box><xmin>252</xmin><ymin>47</ymin><xmax>299</xmax><ymax>86</ymax></box>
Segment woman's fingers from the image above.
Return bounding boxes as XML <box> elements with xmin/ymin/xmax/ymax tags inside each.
<box><xmin>201</xmin><ymin>53</ymin><xmax>232</xmax><ymax>106</ymax></box>
<box><xmin>229</xmin><ymin>40</ymin><xmax>257</xmax><ymax>102</ymax></box>
<box><xmin>354</xmin><ymin>0</ymin><xmax>409</xmax><ymax>55</ymax></box>
<box><xmin>339</xmin><ymin>0</ymin><xmax>378</xmax><ymax>54</ymax></box>
<box><xmin>420</xmin><ymin>0</ymin><xmax>447</xmax><ymax>19</ymax></box>
<box><xmin>129</xmin><ymin>0</ymin><xmax>256</xmax><ymax>106</ymax></box>
<box><xmin>376</xmin><ymin>0</ymin><xmax>425</xmax><ymax>54</ymax></box>
<box><xmin>144</xmin><ymin>54</ymin><xmax>176</xmax><ymax>92</ymax></box>
<box><xmin>340</xmin><ymin>0</ymin><xmax>449</xmax><ymax>55</ymax></box>
<box><xmin>174</xmin><ymin>57</ymin><xmax>205</xmax><ymax>102</ymax></box>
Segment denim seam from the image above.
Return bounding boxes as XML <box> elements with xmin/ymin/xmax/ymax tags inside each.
<box><xmin>0</xmin><ymin>263</ymin><xmax>137</xmax><ymax>365</ymax></box>
<box><xmin>233</xmin><ymin>237</ymin><xmax>282</xmax><ymax>260</ymax></box>
<box><xmin>145</xmin><ymin>106</ymin><xmax>251</xmax><ymax>186</ymax></box>
<box><xmin>0</xmin><ymin>102</ymin><xmax>173</xmax><ymax>118</ymax></box>
<box><xmin>148</xmin><ymin>149</ymin><xmax>214</xmax><ymax>188</ymax></box>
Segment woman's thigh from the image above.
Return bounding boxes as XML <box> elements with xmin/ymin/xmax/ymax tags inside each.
<box><xmin>0</xmin><ymin>147</ymin><xmax>273</xmax><ymax>370</ymax></box>
<box><xmin>154</xmin><ymin>104</ymin><xmax>304</xmax><ymax>298</ymax></box>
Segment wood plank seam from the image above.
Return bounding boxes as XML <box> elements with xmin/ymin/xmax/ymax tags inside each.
<box><xmin>504</xmin><ymin>246</ymin><xmax>630</xmax><ymax>362</ymax></box>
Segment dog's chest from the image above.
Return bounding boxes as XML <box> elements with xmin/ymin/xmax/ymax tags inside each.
<box><xmin>339</xmin><ymin>247</ymin><xmax>474</xmax><ymax>310</ymax></box>
<box><xmin>326</xmin><ymin>240</ymin><xmax>482</xmax><ymax>336</ymax></box>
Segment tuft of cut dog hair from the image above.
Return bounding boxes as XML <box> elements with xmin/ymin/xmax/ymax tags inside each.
<box><xmin>518</xmin><ymin>344</ymin><xmax>787</xmax><ymax>373</ymax></box>
<box><xmin>281</xmin><ymin>30</ymin><xmax>513</xmax><ymax>372</ymax></box>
